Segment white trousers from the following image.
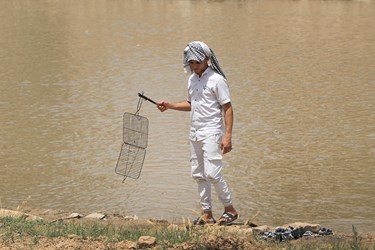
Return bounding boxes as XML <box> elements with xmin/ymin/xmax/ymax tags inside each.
<box><xmin>190</xmin><ymin>134</ymin><xmax>233</xmax><ymax>212</ymax></box>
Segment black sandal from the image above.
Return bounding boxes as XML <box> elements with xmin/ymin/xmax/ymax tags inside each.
<box><xmin>218</xmin><ymin>212</ymin><xmax>238</xmax><ymax>225</ymax></box>
<box><xmin>192</xmin><ymin>216</ymin><xmax>216</xmax><ymax>225</ymax></box>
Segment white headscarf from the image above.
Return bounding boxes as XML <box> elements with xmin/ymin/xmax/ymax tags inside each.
<box><xmin>183</xmin><ymin>41</ymin><xmax>226</xmax><ymax>79</ymax></box>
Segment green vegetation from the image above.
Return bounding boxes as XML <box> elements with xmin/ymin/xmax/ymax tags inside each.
<box><xmin>0</xmin><ymin>216</ymin><xmax>191</xmax><ymax>243</ymax></box>
<box><xmin>0</xmin><ymin>216</ymin><xmax>374</xmax><ymax>249</ymax></box>
<box><xmin>0</xmin><ymin>216</ymin><xmax>200</xmax><ymax>249</ymax></box>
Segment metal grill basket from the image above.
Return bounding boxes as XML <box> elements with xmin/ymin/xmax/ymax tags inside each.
<box><xmin>116</xmin><ymin>143</ymin><xmax>146</xmax><ymax>179</ymax></box>
<box><xmin>115</xmin><ymin>112</ymin><xmax>149</xmax><ymax>180</ymax></box>
<box><xmin>123</xmin><ymin>112</ymin><xmax>149</xmax><ymax>149</ymax></box>
<box><xmin>115</xmin><ymin>93</ymin><xmax>156</xmax><ymax>181</ymax></box>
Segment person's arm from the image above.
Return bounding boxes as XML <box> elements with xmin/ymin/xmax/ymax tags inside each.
<box><xmin>157</xmin><ymin>100</ymin><xmax>191</xmax><ymax>112</ymax></box>
<box><xmin>221</xmin><ymin>102</ymin><xmax>233</xmax><ymax>154</ymax></box>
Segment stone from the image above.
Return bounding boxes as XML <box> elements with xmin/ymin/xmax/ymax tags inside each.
<box><xmin>0</xmin><ymin>208</ymin><xmax>42</xmax><ymax>221</ymax></box>
<box><xmin>284</xmin><ymin>222</ymin><xmax>321</xmax><ymax>233</ymax></box>
<box><xmin>138</xmin><ymin>236</ymin><xmax>156</xmax><ymax>248</ymax></box>
<box><xmin>84</xmin><ymin>212</ymin><xmax>106</xmax><ymax>220</ymax></box>
<box><xmin>115</xmin><ymin>240</ymin><xmax>137</xmax><ymax>249</ymax></box>
<box><xmin>123</xmin><ymin>215</ymin><xmax>138</xmax><ymax>221</ymax></box>
<box><xmin>66</xmin><ymin>213</ymin><xmax>83</xmax><ymax>219</ymax></box>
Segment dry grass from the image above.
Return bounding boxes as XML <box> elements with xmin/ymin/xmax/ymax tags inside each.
<box><xmin>1</xmin><ymin>215</ymin><xmax>375</xmax><ymax>250</ymax></box>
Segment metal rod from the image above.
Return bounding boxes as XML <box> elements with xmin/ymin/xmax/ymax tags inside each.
<box><xmin>138</xmin><ymin>92</ymin><xmax>157</xmax><ymax>105</ymax></box>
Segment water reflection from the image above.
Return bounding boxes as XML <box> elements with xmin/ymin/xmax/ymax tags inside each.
<box><xmin>0</xmin><ymin>0</ymin><xmax>374</xmax><ymax>233</ymax></box>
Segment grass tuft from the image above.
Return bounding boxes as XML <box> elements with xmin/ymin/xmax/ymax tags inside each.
<box><xmin>0</xmin><ymin>216</ymin><xmax>374</xmax><ymax>249</ymax></box>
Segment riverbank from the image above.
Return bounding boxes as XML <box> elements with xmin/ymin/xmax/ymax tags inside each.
<box><xmin>1</xmin><ymin>208</ymin><xmax>374</xmax><ymax>249</ymax></box>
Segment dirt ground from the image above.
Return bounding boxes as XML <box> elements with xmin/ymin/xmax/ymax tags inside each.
<box><xmin>1</xmin><ymin>207</ymin><xmax>374</xmax><ymax>250</ymax></box>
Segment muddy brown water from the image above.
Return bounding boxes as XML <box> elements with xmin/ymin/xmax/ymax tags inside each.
<box><xmin>1</xmin><ymin>0</ymin><xmax>374</xmax><ymax>233</ymax></box>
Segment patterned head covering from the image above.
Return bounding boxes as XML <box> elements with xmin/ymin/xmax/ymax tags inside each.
<box><xmin>183</xmin><ymin>41</ymin><xmax>226</xmax><ymax>79</ymax></box>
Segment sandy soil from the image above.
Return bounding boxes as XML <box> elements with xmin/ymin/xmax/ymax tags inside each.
<box><xmin>1</xmin><ymin>207</ymin><xmax>374</xmax><ymax>250</ymax></box>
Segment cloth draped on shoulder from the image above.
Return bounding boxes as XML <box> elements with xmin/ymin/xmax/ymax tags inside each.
<box><xmin>183</xmin><ymin>41</ymin><xmax>226</xmax><ymax>79</ymax></box>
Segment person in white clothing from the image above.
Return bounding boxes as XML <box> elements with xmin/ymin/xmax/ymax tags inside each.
<box><xmin>157</xmin><ymin>41</ymin><xmax>238</xmax><ymax>225</ymax></box>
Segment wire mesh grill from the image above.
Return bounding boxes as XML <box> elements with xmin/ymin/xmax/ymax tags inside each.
<box><xmin>115</xmin><ymin>143</ymin><xmax>146</xmax><ymax>179</ymax></box>
<box><xmin>115</xmin><ymin>93</ymin><xmax>156</xmax><ymax>181</ymax></box>
<box><xmin>115</xmin><ymin>112</ymin><xmax>149</xmax><ymax>180</ymax></box>
<box><xmin>123</xmin><ymin>112</ymin><xmax>149</xmax><ymax>148</ymax></box>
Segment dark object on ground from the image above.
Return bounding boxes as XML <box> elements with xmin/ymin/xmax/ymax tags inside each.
<box><xmin>262</xmin><ymin>226</ymin><xmax>333</xmax><ymax>242</ymax></box>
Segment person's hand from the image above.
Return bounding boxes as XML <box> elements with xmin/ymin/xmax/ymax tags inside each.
<box><xmin>156</xmin><ymin>101</ymin><xmax>169</xmax><ymax>112</ymax></box>
<box><xmin>221</xmin><ymin>134</ymin><xmax>232</xmax><ymax>154</ymax></box>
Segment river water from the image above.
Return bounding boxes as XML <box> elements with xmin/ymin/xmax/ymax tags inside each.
<box><xmin>1</xmin><ymin>0</ymin><xmax>374</xmax><ymax>233</ymax></box>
